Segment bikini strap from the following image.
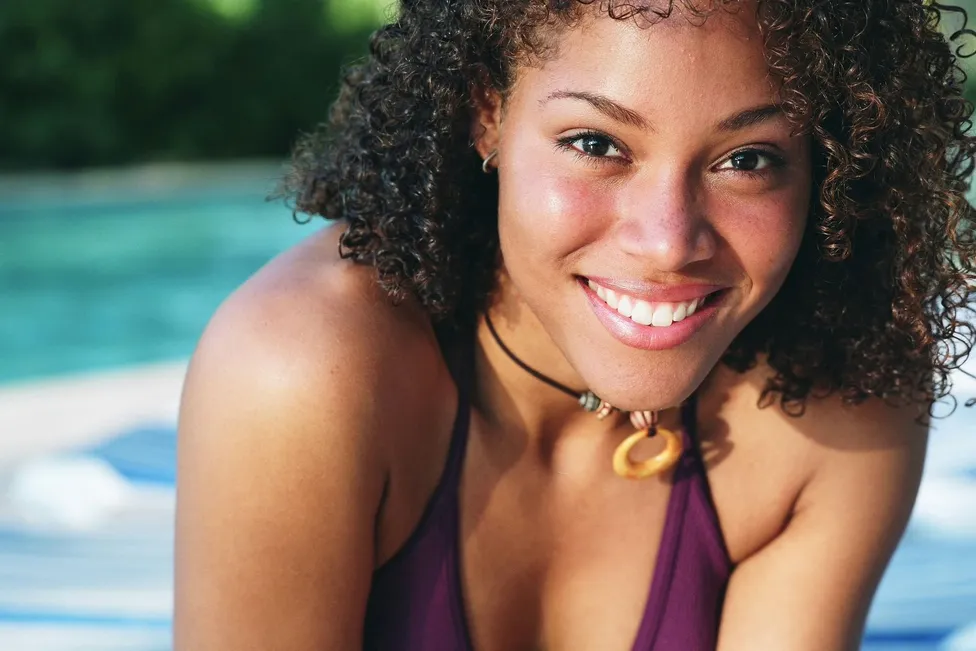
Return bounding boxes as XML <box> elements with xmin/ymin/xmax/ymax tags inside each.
<box><xmin>438</xmin><ymin>329</ymin><xmax>475</xmax><ymax>489</ymax></box>
<box><xmin>370</xmin><ymin>331</ymin><xmax>474</xmax><ymax>576</ymax></box>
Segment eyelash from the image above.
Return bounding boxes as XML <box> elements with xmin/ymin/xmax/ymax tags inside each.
<box><xmin>555</xmin><ymin>131</ymin><xmax>629</xmax><ymax>167</ymax></box>
<box><xmin>554</xmin><ymin>131</ymin><xmax>787</xmax><ymax>178</ymax></box>
<box><xmin>720</xmin><ymin>149</ymin><xmax>787</xmax><ymax>180</ymax></box>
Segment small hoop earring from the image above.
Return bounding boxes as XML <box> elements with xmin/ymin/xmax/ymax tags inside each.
<box><xmin>482</xmin><ymin>150</ymin><xmax>498</xmax><ymax>174</ymax></box>
<box><xmin>612</xmin><ymin>411</ymin><xmax>683</xmax><ymax>480</ymax></box>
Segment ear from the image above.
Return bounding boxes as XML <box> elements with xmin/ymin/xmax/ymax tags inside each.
<box><xmin>471</xmin><ymin>85</ymin><xmax>503</xmax><ymax>161</ymax></box>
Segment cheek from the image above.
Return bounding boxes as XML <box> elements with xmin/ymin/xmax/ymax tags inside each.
<box><xmin>497</xmin><ymin>159</ymin><xmax>610</xmax><ymax>263</ymax></box>
<box><xmin>717</xmin><ymin>190</ymin><xmax>808</xmax><ymax>289</ymax></box>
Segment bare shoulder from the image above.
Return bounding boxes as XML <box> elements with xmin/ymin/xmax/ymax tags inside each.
<box><xmin>704</xmin><ymin>362</ymin><xmax>929</xmax><ymax>650</ymax></box>
<box><xmin>174</xmin><ymin>224</ymin><xmax>456</xmax><ymax>650</ymax></box>
<box><xmin>703</xmin><ymin>358</ymin><xmax>929</xmax><ymax>452</ymax></box>
<box><xmin>181</xmin><ymin>223</ymin><xmax>454</xmax><ymax>458</ymax></box>
<box><xmin>695</xmin><ymin>360</ymin><xmax>928</xmax><ymax>564</ymax></box>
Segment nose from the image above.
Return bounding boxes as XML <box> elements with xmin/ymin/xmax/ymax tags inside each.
<box><xmin>614</xmin><ymin>170</ymin><xmax>717</xmax><ymax>271</ymax></box>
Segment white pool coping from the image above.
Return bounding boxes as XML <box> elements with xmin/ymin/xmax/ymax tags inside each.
<box><xmin>0</xmin><ymin>362</ymin><xmax>188</xmax><ymax>470</ymax></box>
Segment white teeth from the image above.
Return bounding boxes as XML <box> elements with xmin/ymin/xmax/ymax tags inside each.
<box><xmin>617</xmin><ymin>295</ymin><xmax>634</xmax><ymax>318</ymax></box>
<box><xmin>672</xmin><ymin>302</ymin><xmax>688</xmax><ymax>322</ymax></box>
<box><xmin>630</xmin><ymin>300</ymin><xmax>654</xmax><ymax>326</ymax></box>
<box><xmin>651</xmin><ymin>303</ymin><xmax>674</xmax><ymax>327</ymax></box>
<box><xmin>588</xmin><ymin>280</ymin><xmax>712</xmax><ymax>327</ymax></box>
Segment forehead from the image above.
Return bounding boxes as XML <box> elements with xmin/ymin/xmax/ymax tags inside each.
<box><xmin>512</xmin><ymin>6</ymin><xmax>776</xmax><ymax>115</ymax></box>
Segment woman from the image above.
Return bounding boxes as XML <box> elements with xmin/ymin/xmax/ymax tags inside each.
<box><xmin>174</xmin><ymin>1</ymin><xmax>976</xmax><ymax>649</ymax></box>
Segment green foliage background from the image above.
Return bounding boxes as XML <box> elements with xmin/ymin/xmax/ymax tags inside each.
<box><xmin>0</xmin><ymin>0</ymin><xmax>388</xmax><ymax>170</ymax></box>
<box><xmin>2</xmin><ymin>0</ymin><xmax>976</xmax><ymax>171</ymax></box>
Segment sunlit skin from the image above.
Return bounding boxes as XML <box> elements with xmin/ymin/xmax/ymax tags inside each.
<box><xmin>174</xmin><ymin>4</ymin><xmax>929</xmax><ymax>651</ymax></box>
<box><xmin>477</xmin><ymin>7</ymin><xmax>812</xmax><ymax>418</ymax></box>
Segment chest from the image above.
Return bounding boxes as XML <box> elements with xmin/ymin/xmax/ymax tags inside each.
<box><xmin>454</xmin><ymin>421</ymin><xmax>696</xmax><ymax>651</ymax></box>
<box><xmin>452</xmin><ymin>403</ymin><xmax>804</xmax><ymax>651</ymax></box>
<box><xmin>370</xmin><ymin>383</ymin><xmax>806</xmax><ymax>651</ymax></box>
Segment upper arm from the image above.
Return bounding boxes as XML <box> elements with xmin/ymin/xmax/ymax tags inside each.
<box><xmin>173</xmin><ymin>270</ymin><xmax>436</xmax><ymax>651</ymax></box>
<box><xmin>716</xmin><ymin>399</ymin><xmax>929</xmax><ymax>651</ymax></box>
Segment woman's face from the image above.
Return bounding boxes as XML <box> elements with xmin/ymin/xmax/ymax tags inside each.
<box><xmin>487</xmin><ymin>7</ymin><xmax>812</xmax><ymax>411</ymax></box>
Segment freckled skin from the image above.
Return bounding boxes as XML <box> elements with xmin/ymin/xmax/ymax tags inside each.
<box><xmin>484</xmin><ymin>8</ymin><xmax>812</xmax><ymax>411</ymax></box>
<box><xmin>175</xmin><ymin>7</ymin><xmax>933</xmax><ymax>650</ymax></box>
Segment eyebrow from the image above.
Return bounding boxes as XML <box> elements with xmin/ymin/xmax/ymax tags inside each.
<box><xmin>543</xmin><ymin>90</ymin><xmax>649</xmax><ymax>129</ymax></box>
<box><xmin>716</xmin><ymin>104</ymin><xmax>784</xmax><ymax>132</ymax></box>
<box><xmin>543</xmin><ymin>90</ymin><xmax>784</xmax><ymax>133</ymax></box>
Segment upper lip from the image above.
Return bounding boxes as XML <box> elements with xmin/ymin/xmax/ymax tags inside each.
<box><xmin>583</xmin><ymin>275</ymin><xmax>726</xmax><ymax>303</ymax></box>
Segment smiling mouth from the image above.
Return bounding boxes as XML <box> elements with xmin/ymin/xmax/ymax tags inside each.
<box><xmin>583</xmin><ymin>278</ymin><xmax>724</xmax><ymax>328</ymax></box>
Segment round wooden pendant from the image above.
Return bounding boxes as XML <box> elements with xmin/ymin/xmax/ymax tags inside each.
<box><xmin>612</xmin><ymin>426</ymin><xmax>683</xmax><ymax>480</ymax></box>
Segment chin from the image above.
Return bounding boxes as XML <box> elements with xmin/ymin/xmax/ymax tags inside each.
<box><xmin>575</xmin><ymin>350</ymin><xmax>723</xmax><ymax>413</ymax></box>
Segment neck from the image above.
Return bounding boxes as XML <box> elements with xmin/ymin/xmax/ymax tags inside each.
<box><xmin>474</xmin><ymin>304</ymin><xmax>631</xmax><ymax>441</ymax></box>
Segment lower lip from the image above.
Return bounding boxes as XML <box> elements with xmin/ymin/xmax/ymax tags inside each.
<box><xmin>580</xmin><ymin>279</ymin><xmax>724</xmax><ymax>351</ymax></box>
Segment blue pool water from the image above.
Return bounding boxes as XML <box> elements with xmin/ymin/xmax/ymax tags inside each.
<box><xmin>0</xmin><ymin>164</ymin><xmax>310</xmax><ymax>384</ymax></box>
<box><xmin>0</xmin><ymin>165</ymin><xmax>974</xmax><ymax>650</ymax></box>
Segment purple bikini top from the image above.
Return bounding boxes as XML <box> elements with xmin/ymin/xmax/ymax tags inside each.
<box><xmin>363</xmin><ymin>343</ymin><xmax>732</xmax><ymax>650</ymax></box>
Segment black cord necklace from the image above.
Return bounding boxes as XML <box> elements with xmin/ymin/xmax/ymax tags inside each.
<box><xmin>482</xmin><ymin>312</ymin><xmax>686</xmax><ymax>480</ymax></box>
<box><xmin>484</xmin><ymin>313</ymin><xmax>617</xmax><ymax>419</ymax></box>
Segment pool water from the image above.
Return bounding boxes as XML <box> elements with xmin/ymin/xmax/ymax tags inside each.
<box><xmin>0</xmin><ymin>165</ymin><xmax>974</xmax><ymax>650</ymax></box>
<box><xmin>0</xmin><ymin>164</ymin><xmax>311</xmax><ymax>384</ymax></box>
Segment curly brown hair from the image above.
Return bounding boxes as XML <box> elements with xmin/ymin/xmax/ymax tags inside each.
<box><xmin>280</xmin><ymin>0</ymin><xmax>976</xmax><ymax>415</ymax></box>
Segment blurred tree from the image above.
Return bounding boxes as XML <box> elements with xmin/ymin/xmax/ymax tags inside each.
<box><xmin>1</xmin><ymin>0</ymin><xmax>973</xmax><ymax>170</ymax></box>
<box><xmin>327</xmin><ymin>0</ymin><xmax>395</xmax><ymax>32</ymax></box>
<box><xmin>0</xmin><ymin>0</ymin><xmax>383</xmax><ymax>170</ymax></box>
<box><xmin>202</xmin><ymin>0</ymin><xmax>259</xmax><ymax>21</ymax></box>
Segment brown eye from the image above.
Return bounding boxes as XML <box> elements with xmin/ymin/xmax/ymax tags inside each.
<box><xmin>563</xmin><ymin>133</ymin><xmax>624</xmax><ymax>159</ymax></box>
<box><xmin>716</xmin><ymin>149</ymin><xmax>782</xmax><ymax>173</ymax></box>
<box><xmin>730</xmin><ymin>151</ymin><xmax>761</xmax><ymax>171</ymax></box>
<box><xmin>579</xmin><ymin>135</ymin><xmax>612</xmax><ymax>157</ymax></box>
